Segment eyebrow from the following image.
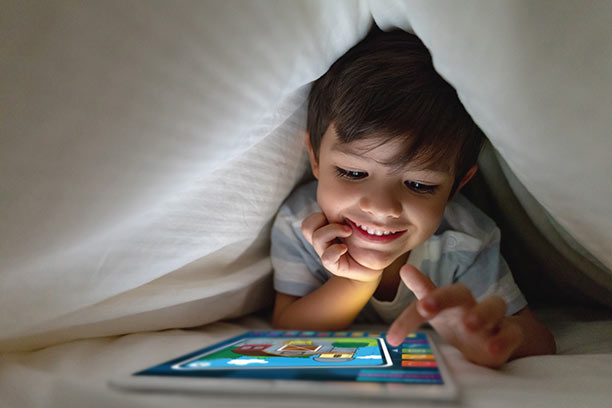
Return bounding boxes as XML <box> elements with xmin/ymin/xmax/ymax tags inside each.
<box><xmin>331</xmin><ymin>144</ymin><xmax>371</xmax><ymax>159</ymax></box>
<box><xmin>330</xmin><ymin>143</ymin><xmax>450</xmax><ymax>175</ymax></box>
<box><xmin>331</xmin><ymin>146</ymin><xmax>393</xmax><ymax>169</ymax></box>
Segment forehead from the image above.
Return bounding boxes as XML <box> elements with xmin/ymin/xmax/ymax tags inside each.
<box><xmin>323</xmin><ymin>126</ymin><xmax>453</xmax><ymax>175</ymax></box>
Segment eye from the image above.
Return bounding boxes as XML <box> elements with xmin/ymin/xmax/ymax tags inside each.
<box><xmin>335</xmin><ymin>167</ymin><xmax>368</xmax><ymax>180</ymax></box>
<box><xmin>405</xmin><ymin>180</ymin><xmax>438</xmax><ymax>194</ymax></box>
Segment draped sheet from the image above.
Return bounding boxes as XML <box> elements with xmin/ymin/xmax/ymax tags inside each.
<box><xmin>1</xmin><ymin>0</ymin><xmax>611</xmax><ymax>353</ymax></box>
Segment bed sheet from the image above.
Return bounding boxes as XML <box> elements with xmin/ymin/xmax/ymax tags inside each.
<box><xmin>1</xmin><ymin>306</ymin><xmax>611</xmax><ymax>408</ymax></box>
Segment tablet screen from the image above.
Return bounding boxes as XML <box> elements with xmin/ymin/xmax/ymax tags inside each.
<box><xmin>136</xmin><ymin>330</ymin><xmax>444</xmax><ymax>385</ymax></box>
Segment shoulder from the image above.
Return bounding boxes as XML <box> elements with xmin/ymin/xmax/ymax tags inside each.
<box><xmin>422</xmin><ymin>193</ymin><xmax>501</xmax><ymax>261</ymax></box>
<box><xmin>276</xmin><ymin>180</ymin><xmax>320</xmax><ymax>223</ymax></box>
<box><xmin>438</xmin><ymin>193</ymin><xmax>499</xmax><ymax>243</ymax></box>
<box><xmin>410</xmin><ymin>194</ymin><xmax>504</xmax><ymax>286</ymax></box>
<box><xmin>272</xmin><ymin>180</ymin><xmax>320</xmax><ymax>241</ymax></box>
<box><xmin>271</xmin><ymin>180</ymin><xmax>318</xmax><ymax>257</ymax></box>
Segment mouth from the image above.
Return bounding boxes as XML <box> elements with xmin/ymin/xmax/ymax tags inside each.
<box><xmin>345</xmin><ymin>218</ymin><xmax>407</xmax><ymax>243</ymax></box>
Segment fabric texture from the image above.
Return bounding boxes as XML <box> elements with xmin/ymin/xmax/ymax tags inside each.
<box><xmin>271</xmin><ymin>181</ymin><xmax>527</xmax><ymax>323</ymax></box>
<box><xmin>1</xmin><ymin>306</ymin><xmax>612</xmax><ymax>408</ymax></box>
<box><xmin>463</xmin><ymin>142</ymin><xmax>612</xmax><ymax>307</ymax></box>
<box><xmin>1</xmin><ymin>0</ymin><xmax>612</xmax><ymax>352</ymax></box>
<box><xmin>0</xmin><ymin>0</ymin><xmax>372</xmax><ymax>351</ymax></box>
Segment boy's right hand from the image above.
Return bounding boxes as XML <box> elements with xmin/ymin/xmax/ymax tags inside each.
<box><xmin>301</xmin><ymin>212</ymin><xmax>383</xmax><ymax>283</ymax></box>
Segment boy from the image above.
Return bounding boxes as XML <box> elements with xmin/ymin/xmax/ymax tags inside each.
<box><xmin>270</xmin><ymin>27</ymin><xmax>555</xmax><ymax>368</ymax></box>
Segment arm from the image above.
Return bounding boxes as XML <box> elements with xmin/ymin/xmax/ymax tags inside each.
<box><xmin>272</xmin><ymin>275</ymin><xmax>381</xmax><ymax>330</ymax></box>
<box><xmin>507</xmin><ymin>307</ymin><xmax>556</xmax><ymax>359</ymax></box>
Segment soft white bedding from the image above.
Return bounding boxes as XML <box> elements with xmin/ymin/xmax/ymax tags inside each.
<box><xmin>2</xmin><ymin>1</ymin><xmax>612</xmax><ymax>407</ymax></box>
<box><xmin>2</xmin><ymin>0</ymin><xmax>612</xmax><ymax>351</ymax></box>
<box><xmin>1</xmin><ymin>307</ymin><xmax>611</xmax><ymax>408</ymax></box>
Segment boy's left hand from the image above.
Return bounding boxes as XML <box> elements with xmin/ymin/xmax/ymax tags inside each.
<box><xmin>386</xmin><ymin>265</ymin><xmax>524</xmax><ymax>368</ymax></box>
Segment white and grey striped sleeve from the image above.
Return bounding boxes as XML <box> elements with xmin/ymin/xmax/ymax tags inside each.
<box><xmin>270</xmin><ymin>181</ymin><xmax>331</xmax><ymax>297</ymax></box>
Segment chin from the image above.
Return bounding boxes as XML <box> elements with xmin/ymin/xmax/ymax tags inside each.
<box><xmin>347</xmin><ymin>246</ymin><xmax>395</xmax><ymax>271</ymax></box>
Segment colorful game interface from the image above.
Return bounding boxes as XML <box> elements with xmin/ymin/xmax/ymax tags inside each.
<box><xmin>136</xmin><ymin>331</ymin><xmax>444</xmax><ymax>385</ymax></box>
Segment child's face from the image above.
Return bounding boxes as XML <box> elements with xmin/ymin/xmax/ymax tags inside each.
<box><xmin>308</xmin><ymin>126</ymin><xmax>464</xmax><ymax>271</ymax></box>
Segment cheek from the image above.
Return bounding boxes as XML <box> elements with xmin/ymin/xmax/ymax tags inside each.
<box><xmin>315</xmin><ymin>181</ymin><xmax>338</xmax><ymax>220</ymax></box>
<box><xmin>408</xmin><ymin>199</ymin><xmax>447</xmax><ymax>236</ymax></box>
<box><xmin>316</xmin><ymin>180</ymin><xmax>353</xmax><ymax>223</ymax></box>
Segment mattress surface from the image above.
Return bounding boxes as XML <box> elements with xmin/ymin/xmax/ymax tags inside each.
<box><xmin>1</xmin><ymin>307</ymin><xmax>611</xmax><ymax>408</ymax></box>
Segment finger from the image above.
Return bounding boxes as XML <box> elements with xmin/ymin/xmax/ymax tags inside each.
<box><xmin>301</xmin><ymin>213</ymin><xmax>328</xmax><ymax>246</ymax></box>
<box><xmin>386</xmin><ymin>302</ymin><xmax>427</xmax><ymax>347</ymax></box>
<box><xmin>463</xmin><ymin>296</ymin><xmax>507</xmax><ymax>332</ymax></box>
<box><xmin>487</xmin><ymin>320</ymin><xmax>524</xmax><ymax>357</ymax></box>
<box><xmin>320</xmin><ymin>243</ymin><xmax>349</xmax><ymax>271</ymax></box>
<box><xmin>418</xmin><ymin>284</ymin><xmax>476</xmax><ymax>318</ymax></box>
<box><xmin>310</xmin><ymin>223</ymin><xmax>352</xmax><ymax>257</ymax></box>
<box><xmin>399</xmin><ymin>264</ymin><xmax>437</xmax><ymax>299</ymax></box>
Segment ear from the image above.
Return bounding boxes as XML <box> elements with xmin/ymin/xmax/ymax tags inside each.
<box><xmin>451</xmin><ymin>165</ymin><xmax>478</xmax><ymax>198</ymax></box>
<box><xmin>305</xmin><ymin>132</ymin><xmax>319</xmax><ymax>179</ymax></box>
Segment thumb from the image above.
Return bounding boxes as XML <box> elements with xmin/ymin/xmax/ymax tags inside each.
<box><xmin>399</xmin><ymin>264</ymin><xmax>437</xmax><ymax>299</ymax></box>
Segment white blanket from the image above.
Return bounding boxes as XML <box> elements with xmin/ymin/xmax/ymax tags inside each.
<box><xmin>2</xmin><ymin>0</ymin><xmax>611</xmax><ymax>352</ymax></box>
<box><xmin>2</xmin><ymin>1</ymin><xmax>612</xmax><ymax>406</ymax></box>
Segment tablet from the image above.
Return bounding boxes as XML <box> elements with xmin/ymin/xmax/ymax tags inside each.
<box><xmin>109</xmin><ymin>330</ymin><xmax>458</xmax><ymax>401</ymax></box>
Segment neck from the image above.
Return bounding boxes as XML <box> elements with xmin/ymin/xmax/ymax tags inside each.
<box><xmin>373</xmin><ymin>252</ymin><xmax>409</xmax><ymax>301</ymax></box>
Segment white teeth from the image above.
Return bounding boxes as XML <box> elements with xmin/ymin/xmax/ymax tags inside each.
<box><xmin>355</xmin><ymin>222</ymin><xmax>393</xmax><ymax>236</ymax></box>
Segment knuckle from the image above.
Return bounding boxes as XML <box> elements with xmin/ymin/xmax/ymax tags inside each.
<box><xmin>312</xmin><ymin>212</ymin><xmax>326</xmax><ymax>224</ymax></box>
<box><xmin>457</xmin><ymin>284</ymin><xmax>474</xmax><ymax>299</ymax></box>
<box><xmin>301</xmin><ymin>222</ymin><xmax>314</xmax><ymax>242</ymax></box>
<box><xmin>321</xmin><ymin>255</ymin><xmax>334</xmax><ymax>270</ymax></box>
<box><xmin>321</xmin><ymin>245</ymin><xmax>337</xmax><ymax>261</ymax></box>
<box><xmin>321</xmin><ymin>247</ymin><xmax>343</xmax><ymax>271</ymax></box>
<box><xmin>311</xmin><ymin>228</ymin><xmax>325</xmax><ymax>245</ymax></box>
<box><xmin>301</xmin><ymin>212</ymin><xmax>324</xmax><ymax>230</ymax></box>
<box><xmin>484</xmin><ymin>296</ymin><xmax>507</xmax><ymax>317</ymax></box>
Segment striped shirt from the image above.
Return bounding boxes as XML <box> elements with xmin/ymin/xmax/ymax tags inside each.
<box><xmin>271</xmin><ymin>181</ymin><xmax>527</xmax><ymax>324</ymax></box>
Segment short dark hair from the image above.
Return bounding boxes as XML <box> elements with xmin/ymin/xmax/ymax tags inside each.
<box><xmin>307</xmin><ymin>25</ymin><xmax>485</xmax><ymax>193</ymax></box>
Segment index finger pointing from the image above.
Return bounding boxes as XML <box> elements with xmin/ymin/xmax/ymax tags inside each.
<box><xmin>399</xmin><ymin>264</ymin><xmax>437</xmax><ymax>300</ymax></box>
<box><xmin>386</xmin><ymin>302</ymin><xmax>427</xmax><ymax>346</ymax></box>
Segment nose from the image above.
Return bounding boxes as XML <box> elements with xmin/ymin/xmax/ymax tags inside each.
<box><xmin>359</xmin><ymin>187</ymin><xmax>403</xmax><ymax>218</ymax></box>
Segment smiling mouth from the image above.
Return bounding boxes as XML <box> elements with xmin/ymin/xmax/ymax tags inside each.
<box><xmin>345</xmin><ymin>218</ymin><xmax>407</xmax><ymax>242</ymax></box>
